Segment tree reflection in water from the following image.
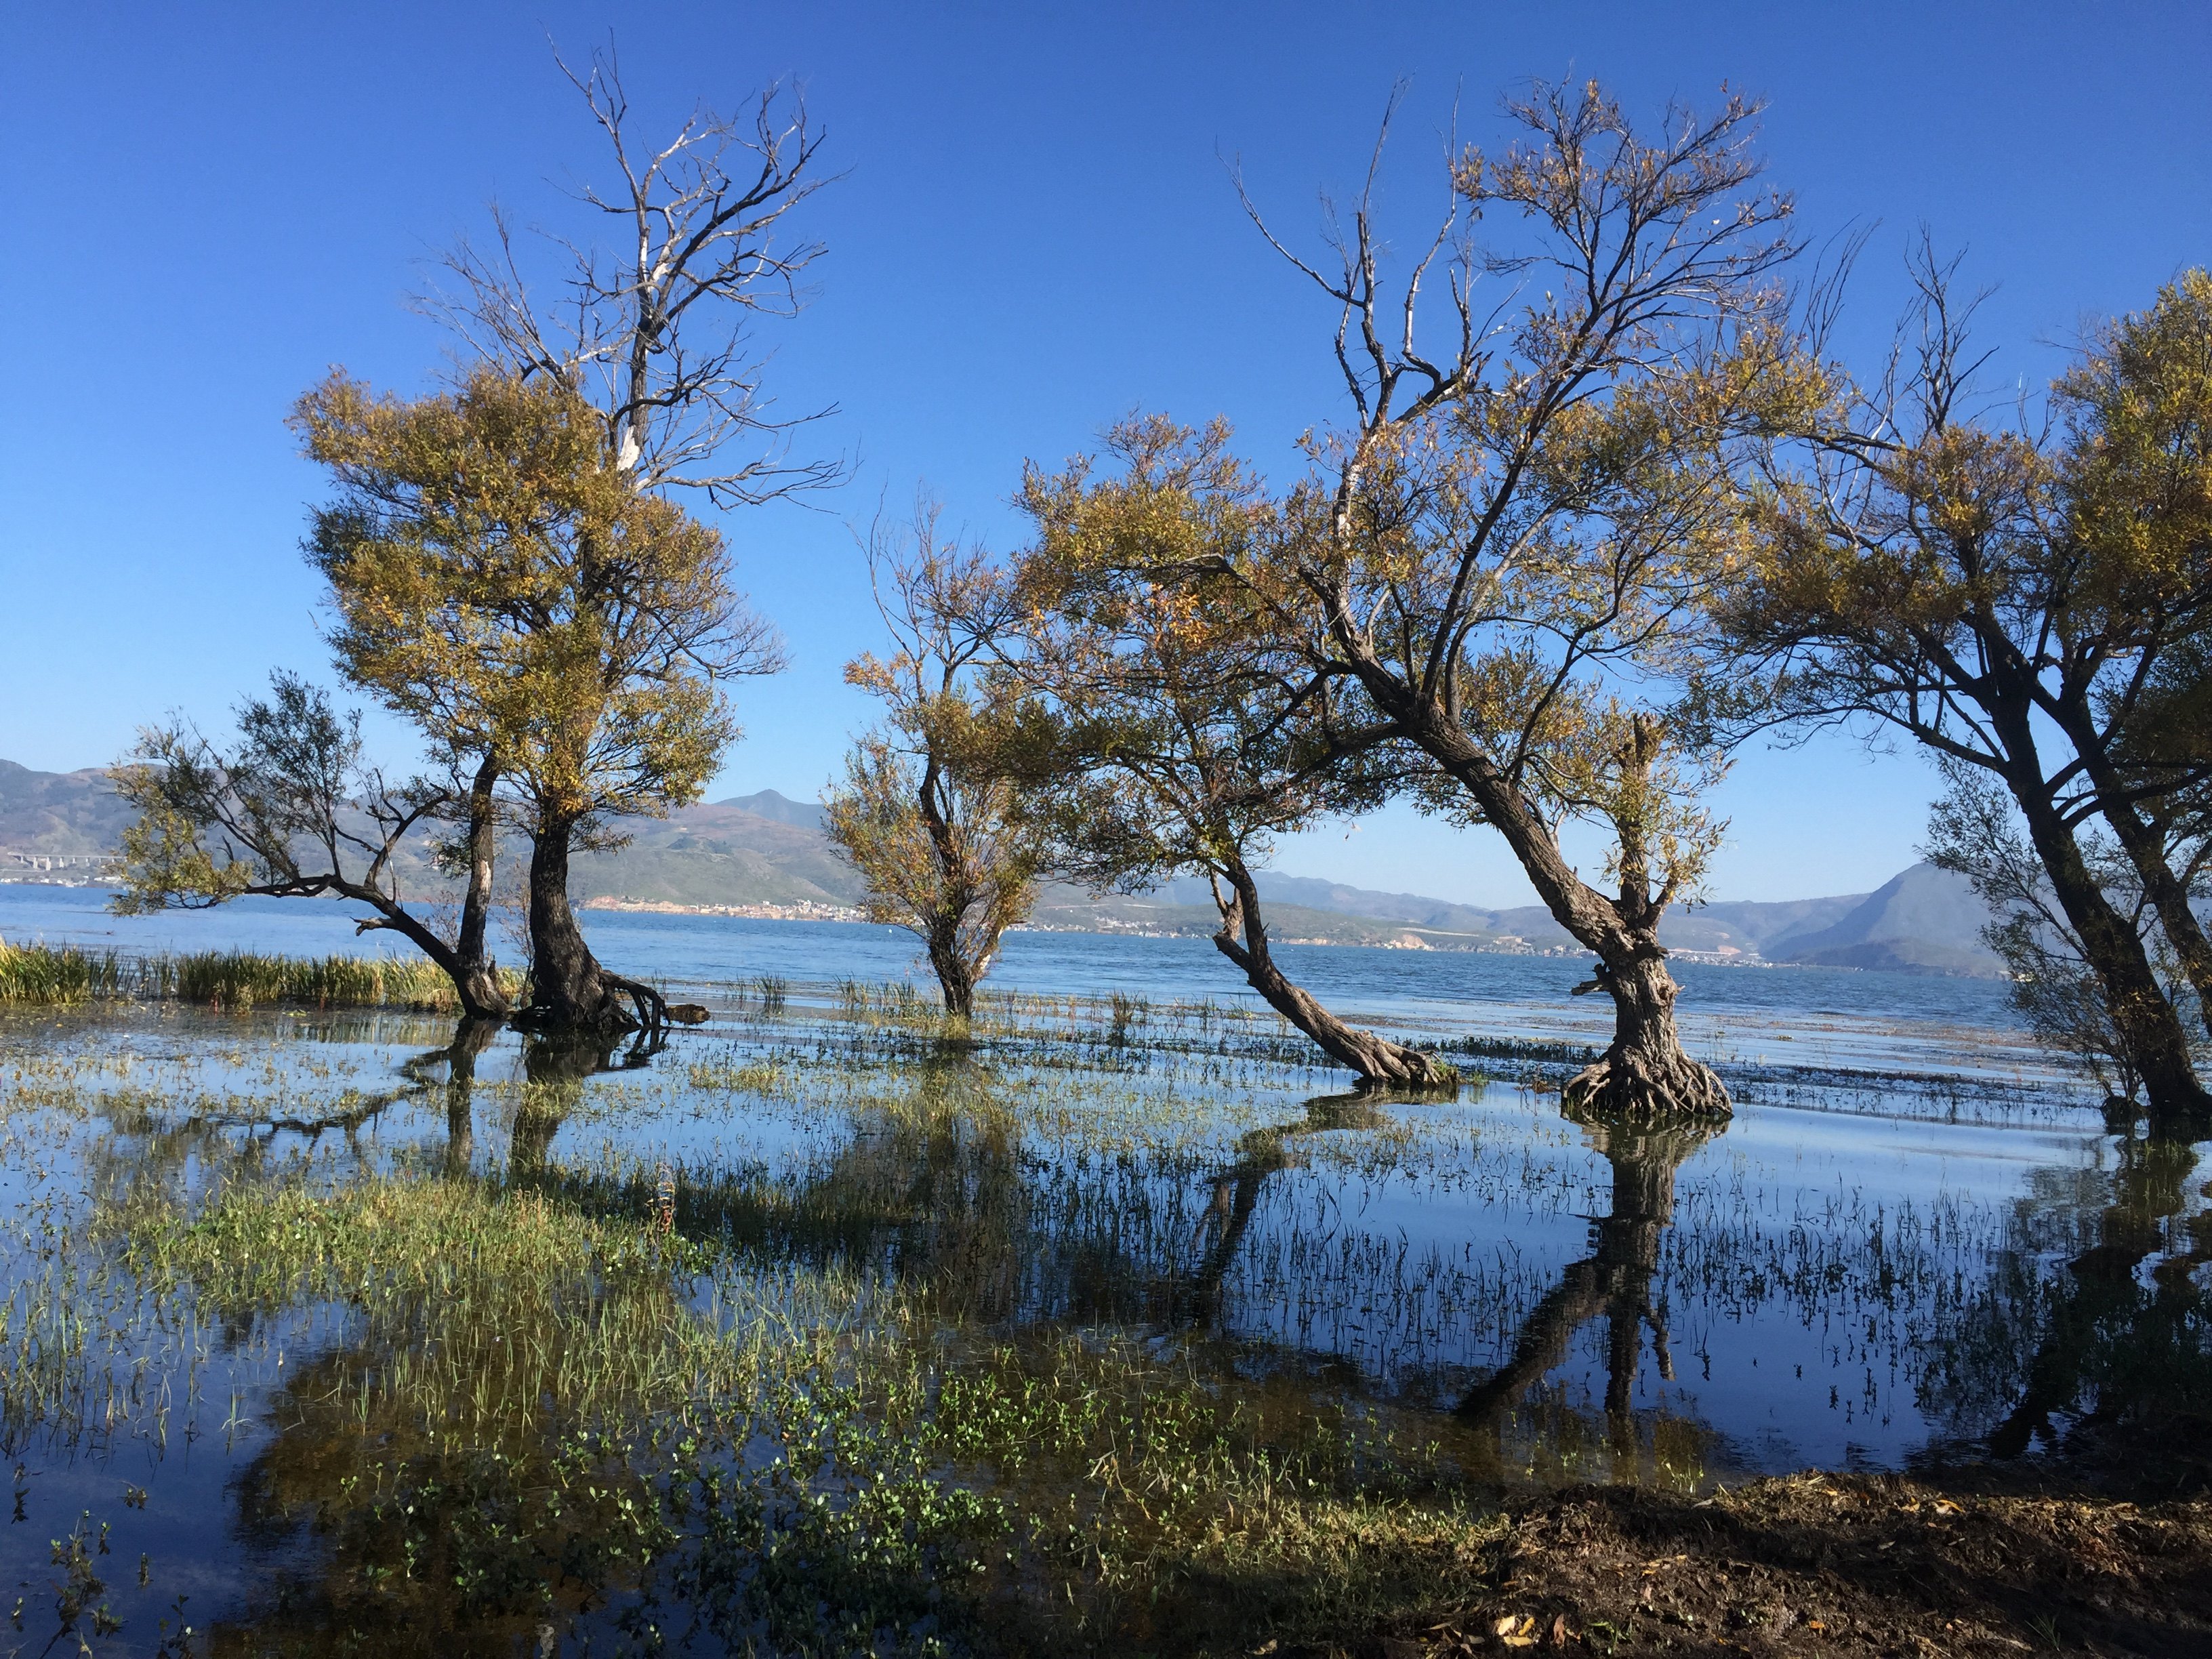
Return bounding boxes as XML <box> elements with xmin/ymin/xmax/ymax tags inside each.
<box><xmin>1174</xmin><ymin>1083</ymin><xmax>1721</xmax><ymax>1479</ymax></box>
<box><xmin>1186</xmin><ymin>1087</ymin><xmax>1431</xmax><ymax>1328</ymax></box>
<box><xmin>1454</xmin><ymin>1101</ymin><xmax>1716</xmax><ymax>1446</ymax></box>
<box><xmin>403</xmin><ymin>1017</ymin><xmax>503</xmax><ymax>1180</ymax></box>
<box><xmin>507</xmin><ymin>1027</ymin><xmax>665</xmax><ymax>1174</ymax></box>
<box><xmin>1981</xmin><ymin>1126</ymin><xmax>2211</xmax><ymax>1475</ymax></box>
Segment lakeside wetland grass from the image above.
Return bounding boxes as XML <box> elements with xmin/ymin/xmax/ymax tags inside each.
<box><xmin>0</xmin><ymin>975</ymin><xmax>2205</xmax><ymax>1654</ymax></box>
<box><xmin>0</xmin><ymin>938</ymin><xmax>520</xmax><ymax>1012</ymax></box>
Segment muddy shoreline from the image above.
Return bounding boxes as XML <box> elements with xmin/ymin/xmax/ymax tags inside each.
<box><xmin>1355</xmin><ymin>1464</ymin><xmax>2212</xmax><ymax>1659</ymax></box>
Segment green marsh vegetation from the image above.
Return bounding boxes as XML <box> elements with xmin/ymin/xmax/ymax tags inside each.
<box><xmin>0</xmin><ymin>981</ymin><xmax>2202</xmax><ymax>1654</ymax></box>
<box><xmin>0</xmin><ymin>1007</ymin><xmax>1507</xmax><ymax>1654</ymax></box>
<box><xmin>0</xmin><ymin>938</ymin><xmax>517</xmax><ymax>1012</ymax></box>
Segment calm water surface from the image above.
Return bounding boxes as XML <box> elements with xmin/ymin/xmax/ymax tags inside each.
<box><xmin>0</xmin><ymin>884</ymin><xmax>2203</xmax><ymax>1652</ymax></box>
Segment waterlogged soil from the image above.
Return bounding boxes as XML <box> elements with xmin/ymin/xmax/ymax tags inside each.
<box><xmin>0</xmin><ymin>982</ymin><xmax>2203</xmax><ymax>1657</ymax></box>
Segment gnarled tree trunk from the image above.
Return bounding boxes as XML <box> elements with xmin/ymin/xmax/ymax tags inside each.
<box><xmin>1212</xmin><ymin>858</ymin><xmax>1454</xmax><ymax>1088</ymax></box>
<box><xmin>1565</xmin><ymin>951</ymin><xmax>1731</xmax><ymax>1122</ymax></box>
<box><xmin>1372</xmin><ymin>695</ymin><xmax>1729</xmax><ymax>1121</ymax></box>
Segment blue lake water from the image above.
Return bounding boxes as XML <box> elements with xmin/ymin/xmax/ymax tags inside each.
<box><xmin>1</xmin><ymin>881</ymin><xmax>2032</xmax><ymax>1080</ymax></box>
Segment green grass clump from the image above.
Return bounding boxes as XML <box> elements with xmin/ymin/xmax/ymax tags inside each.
<box><xmin>0</xmin><ymin>939</ymin><xmax>507</xmax><ymax>1010</ymax></box>
<box><xmin>146</xmin><ymin>949</ymin><xmax>478</xmax><ymax>1012</ymax></box>
<box><xmin>0</xmin><ymin>937</ymin><xmax>126</xmax><ymax>1003</ymax></box>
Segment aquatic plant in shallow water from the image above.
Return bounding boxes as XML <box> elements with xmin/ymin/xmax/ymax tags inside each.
<box><xmin>93</xmin><ymin>1157</ymin><xmax>1496</xmax><ymax>1654</ymax></box>
<box><xmin>0</xmin><ymin>941</ymin><xmax>517</xmax><ymax>1012</ymax></box>
<box><xmin>0</xmin><ymin>937</ymin><xmax>126</xmax><ymax>1003</ymax></box>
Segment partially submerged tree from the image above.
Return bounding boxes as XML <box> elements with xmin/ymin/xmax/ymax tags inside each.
<box><xmin>1713</xmin><ymin>257</ymin><xmax>2212</xmax><ymax>1130</ymax></box>
<box><xmin>298</xmin><ymin>366</ymin><xmax>783</xmax><ymax>1034</ymax></box>
<box><xmin>1009</xmin><ymin>418</ymin><xmax>1454</xmax><ymax>1087</ymax></box>
<box><xmin>110</xmin><ymin>672</ymin><xmax>512</xmax><ymax>1019</ymax></box>
<box><xmin>399</xmin><ymin>41</ymin><xmax>835</xmax><ymax>1032</ymax></box>
<box><xmin>110</xmin><ymin>44</ymin><xmax>827</xmax><ymax>1040</ymax></box>
<box><xmin>825</xmin><ymin>502</ymin><xmax>1049</xmax><ymax>1020</ymax></box>
<box><xmin>1926</xmin><ymin>764</ymin><xmax>2203</xmax><ymax>1107</ymax></box>
<box><xmin>1188</xmin><ymin>82</ymin><xmax>1807</xmax><ymax>1118</ymax></box>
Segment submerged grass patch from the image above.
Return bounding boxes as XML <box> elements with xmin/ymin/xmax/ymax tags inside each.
<box><xmin>74</xmin><ymin>1143</ymin><xmax>1500</xmax><ymax>1654</ymax></box>
<box><xmin>0</xmin><ymin>939</ymin><xmax>515</xmax><ymax>1011</ymax></box>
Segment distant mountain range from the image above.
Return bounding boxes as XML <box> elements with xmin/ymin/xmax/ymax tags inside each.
<box><xmin>0</xmin><ymin>758</ymin><xmax>2007</xmax><ymax>975</ymax></box>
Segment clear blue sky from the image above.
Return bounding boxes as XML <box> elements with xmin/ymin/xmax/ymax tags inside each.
<box><xmin>4</xmin><ymin>3</ymin><xmax>2207</xmax><ymax>906</ymax></box>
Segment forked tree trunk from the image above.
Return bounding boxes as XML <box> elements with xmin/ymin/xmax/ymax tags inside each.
<box><xmin>2007</xmin><ymin>762</ymin><xmax>2212</xmax><ymax>1135</ymax></box>
<box><xmin>520</xmin><ymin>814</ymin><xmax>665</xmax><ymax>1036</ymax></box>
<box><xmin>345</xmin><ymin>888</ymin><xmax>508</xmax><ymax>1023</ymax></box>
<box><xmin>2053</xmin><ymin>705</ymin><xmax>2212</xmax><ymax>1042</ymax></box>
<box><xmin>1212</xmin><ymin>859</ymin><xmax>1455</xmax><ymax>1088</ymax></box>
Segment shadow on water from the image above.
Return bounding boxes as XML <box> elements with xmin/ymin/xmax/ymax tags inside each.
<box><xmin>3</xmin><ymin>998</ymin><xmax>2211</xmax><ymax>1652</ymax></box>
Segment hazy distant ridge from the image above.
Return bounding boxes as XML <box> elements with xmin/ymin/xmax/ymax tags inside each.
<box><xmin>0</xmin><ymin>760</ymin><xmax>2005</xmax><ymax>974</ymax></box>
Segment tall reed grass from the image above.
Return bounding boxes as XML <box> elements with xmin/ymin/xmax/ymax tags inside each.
<box><xmin>0</xmin><ymin>936</ymin><xmax>491</xmax><ymax>1011</ymax></box>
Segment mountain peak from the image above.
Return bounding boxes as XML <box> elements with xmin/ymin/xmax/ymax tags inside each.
<box><xmin>713</xmin><ymin>789</ymin><xmax>826</xmax><ymax>831</ymax></box>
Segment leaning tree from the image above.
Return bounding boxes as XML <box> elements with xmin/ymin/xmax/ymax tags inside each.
<box><xmin>1007</xmin><ymin>417</ymin><xmax>1454</xmax><ymax>1087</ymax></box>
<box><xmin>1188</xmin><ymin>82</ymin><xmax>1812</xmax><ymax>1118</ymax></box>
<box><xmin>1711</xmin><ymin>255</ymin><xmax>2212</xmax><ymax>1130</ymax></box>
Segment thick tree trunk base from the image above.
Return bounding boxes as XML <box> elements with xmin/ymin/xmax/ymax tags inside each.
<box><xmin>512</xmin><ymin>974</ymin><xmax>668</xmax><ymax>1039</ymax></box>
<box><xmin>1565</xmin><ymin>954</ymin><xmax>1732</xmax><ymax>1124</ymax></box>
<box><xmin>1340</xmin><ymin>1038</ymin><xmax>1460</xmax><ymax>1090</ymax></box>
<box><xmin>520</xmin><ymin>823</ymin><xmax>671</xmax><ymax>1037</ymax></box>
<box><xmin>1564</xmin><ymin>1048</ymin><xmax>1732</xmax><ymax>1122</ymax></box>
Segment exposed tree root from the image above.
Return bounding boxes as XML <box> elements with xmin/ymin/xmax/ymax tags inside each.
<box><xmin>1563</xmin><ymin>1046</ymin><xmax>1732</xmax><ymax>1123</ymax></box>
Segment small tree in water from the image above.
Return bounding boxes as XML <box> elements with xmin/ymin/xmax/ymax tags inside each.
<box><xmin>298</xmin><ymin>367</ymin><xmax>783</xmax><ymax>1033</ymax></box>
<box><xmin>825</xmin><ymin>503</ymin><xmax>1050</xmax><ymax>1021</ymax></box>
